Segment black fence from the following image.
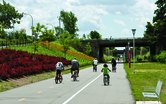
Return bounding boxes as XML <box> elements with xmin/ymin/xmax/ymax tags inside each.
<box><xmin>0</xmin><ymin>40</ymin><xmax>32</xmax><ymax>49</ymax></box>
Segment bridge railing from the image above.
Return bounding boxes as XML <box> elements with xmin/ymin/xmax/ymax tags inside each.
<box><xmin>103</xmin><ymin>37</ymin><xmax>143</xmax><ymax>40</ymax></box>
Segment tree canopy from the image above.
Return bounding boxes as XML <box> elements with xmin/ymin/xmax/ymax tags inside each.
<box><xmin>60</xmin><ymin>10</ymin><xmax>78</xmax><ymax>38</ymax></box>
<box><xmin>89</xmin><ymin>30</ymin><xmax>101</xmax><ymax>39</ymax></box>
<box><xmin>0</xmin><ymin>0</ymin><xmax>23</xmax><ymax>29</ymax></box>
<box><xmin>144</xmin><ymin>0</ymin><xmax>166</xmax><ymax>50</ymax></box>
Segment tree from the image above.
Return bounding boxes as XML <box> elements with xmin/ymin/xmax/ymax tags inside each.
<box><xmin>40</xmin><ymin>27</ymin><xmax>56</xmax><ymax>49</ymax></box>
<box><xmin>0</xmin><ymin>0</ymin><xmax>23</xmax><ymax>29</ymax></box>
<box><xmin>0</xmin><ymin>26</ymin><xmax>7</xmax><ymax>38</ymax></box>
<box><xmin>54</xmin><ymin>26</ymin><xmax>64</xmax><ymax>39</ymax></box>
<box><xmin>59</xmin><ymin>10</ymin><xmax>78</xmax><ymax>38</ymax></box>
<box><xmin>153</xmin><ymin>0</ymin><xmax>166</xmax><ymax>23</ymax></box>
<box><xmin>40</xmin><ymin>28</ymin><xmax>55</xmax><ymax>42</ymax></box>
<box><xmin>144</xmin><ymin>0</ymin><xmax>166</xmax><ymax>50</ymax></box>
<box><xmin>14</xmin><ymin>29</ymin><xmax>27</xmax><ymax>41</ymax></box>
<box><xmin>153</xmin><ymin>0</ymin><xmax>166</xmax><ymax>50</ymax></box>
<box><xmin>59</xmin><ymin>32</ymin><xmax>72</xmax><ymax>58</ymax></box>
<box><xmin>82</xmin><ymin>34</ymin><xmax>86</xmax><ymax>40</ymax></box>
<box><xmin>89</xmin><ymin>30</ymin><xmax>101</xmax><ymax>39</ymax></box>
<box><xmin>144</xmin><ymin>22</ymin><xmax>157</xmax><ymax>44</ymax></box>
<box><xmin>84</xmin><ymin>42</ymin><xmax>91</xmax><ymax>55</ymax></box>
<box><xmin>32</xmin><ymin>22</ymin><xmax>45</xmax><ymax>41</ymax></box>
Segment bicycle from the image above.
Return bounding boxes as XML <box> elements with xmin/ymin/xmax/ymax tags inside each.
<box><xmin>103</xmin><ymin>75</ymin><xmax>109</xmax><ymax>86</ymax></box>
<box><xmin>55</xmin><ymin>74</ymin><xmax>63</xmax><ymax>84</ymax></box>
<box><xmin>93</xmin><ymin>65</ymin><xmax>97</xmax><ymax>72</ymax></box>
<box><xmin>72</xmin><ymin>70</ymin><xmax>78</xmax><ymax>81</ymax></box>
<box><xmin>112</xmin><ymin>66</ymin><xmax>116</xmax><ymax>72</ymax></box>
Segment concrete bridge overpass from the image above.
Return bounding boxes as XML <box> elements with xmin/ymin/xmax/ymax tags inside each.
<box><xmin>81</xmin><ymin>38</ymin><xmax>156</xmax><ymax>62</ymax></box>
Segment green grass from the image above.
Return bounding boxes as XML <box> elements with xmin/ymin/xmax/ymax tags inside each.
<box><xmin>9</xmin><ymin>44</ymin><xmax>92</xmax><ymax>66</ymax></box>
<box><xmin>124</xmin><ymin>62</ymin><xmax>166</xmax><ymax>103</ymax></box>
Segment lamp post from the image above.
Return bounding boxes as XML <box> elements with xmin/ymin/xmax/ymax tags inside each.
<box><xmin>57</xmin><ymin>16</ymin><xmax>62</xmax><ymax>39</ymax></box>
<box><xmin>132</xmin><ymin>29</ymin><xmax>136</xmax><ymax>73</ymax></box>
<box><xmin>23</xmin><ymin>13</ymin><xmax>34</xmax><ymax>39</ymax></box>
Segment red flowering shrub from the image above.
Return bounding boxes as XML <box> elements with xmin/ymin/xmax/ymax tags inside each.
<box><xmin>0</xmin><ymin>49</ymin><xmax>70</xmax><ymax>80</ymax></box>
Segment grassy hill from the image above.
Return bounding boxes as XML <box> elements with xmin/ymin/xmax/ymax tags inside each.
<box><xmin>10</xmin><ymin>41</ymin><xmax>93</xmax><ymax>66</ymax></box>
<box><xmin>0</xmin><ymin>41</ymin><xmax>94</xmax><ymax>92</ymax></box>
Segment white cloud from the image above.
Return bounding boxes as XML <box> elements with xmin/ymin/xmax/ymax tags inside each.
<box><xmin>4</xmin><ymin>0</ymin><xmax>156</xmax><ymax>39</ymax></box>
<box><xmin>115</xmin><ymin>11</ymin><xmax>121</xmax><ymax>15</ymax></box>
<box><xmin>131</xmin><ymin>0</ymin><xmax>156</xmax><ymax>24</ymax></box>
<box><xmin>114</xmin><ymin>20</ymin><xmax>126</xmax><ymax>26</ymax></box>
<box><xmin>73</xmin><ymin>4</ymin><xmax>108</xmax><ymax>31</ymax></box>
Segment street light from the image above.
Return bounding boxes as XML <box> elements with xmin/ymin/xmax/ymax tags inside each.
<box><xmin>23</xmin><ymin>12</ymin><xmax>34</xmax><ymax>37</ymax></box>
<box><xmin>132</xmin><ymin>29</ymin><xmax>136</xmax><ymax>73</ymax></box>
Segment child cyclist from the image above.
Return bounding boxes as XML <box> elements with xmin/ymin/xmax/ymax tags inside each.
<box><xmin>101</xmin><ymin>63</ymin><xmax>111</xmax><ymax>80</ymax></box>
<box><xmin>55</xmin><ymin>61</ymin><xmax>64</xmax><ymax>79</ymax></box>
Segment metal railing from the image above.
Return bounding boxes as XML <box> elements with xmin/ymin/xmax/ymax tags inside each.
<box><xmin>0</xmin><ymin>40</ymin><xmax>32</xmax><ymax>49</ymax></box>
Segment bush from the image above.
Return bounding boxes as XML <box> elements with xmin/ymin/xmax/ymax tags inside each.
<box><xmin>0</xmin><ymin>49</ymin><xmax>70</xmax><ymax>80</ymax></box>
<box><xmin>155</xmin><ymin>51</ymin><xmax>166</xmax><ymax>63</ymax></box>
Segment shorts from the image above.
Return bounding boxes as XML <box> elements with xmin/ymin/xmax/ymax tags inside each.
<box><xmin>56</xmin><ymin>70</ymin><xmax>61</xmax><ymax>75</ymax></box>
<box><xmin>71</xmin><ymin>67</ymin><xmax>79</xmax><ymax>71</ymax></box>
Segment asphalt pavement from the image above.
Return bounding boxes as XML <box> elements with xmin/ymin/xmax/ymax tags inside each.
<box><xmin>0</xmin><ymin>63</ymin><xmax>135</xmax><ymax>104</ymax></box>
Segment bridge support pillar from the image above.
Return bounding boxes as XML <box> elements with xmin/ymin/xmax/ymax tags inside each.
<box><xmin>150</xmin><ymin>44</ymin><xmax>156</xmax><ymax>62</ymax></box>
<box><xmin>99</xmin><ymin>46</ymin><xmax>104</xmax><ymax>62</ymax></box>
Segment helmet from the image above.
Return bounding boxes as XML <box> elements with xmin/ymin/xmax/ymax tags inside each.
<box><xmin>103</xmin><ymin>63</ymin><xmax>108</xmax><ymax>67</ymax></box>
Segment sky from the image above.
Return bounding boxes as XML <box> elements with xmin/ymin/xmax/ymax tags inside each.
<box><xmin>3</xmin><ymin>0</ymin><xmax>156</xmax><ymax>39</ymax></box>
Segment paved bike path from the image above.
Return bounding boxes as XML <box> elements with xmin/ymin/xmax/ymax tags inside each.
<box><xmin>0</xmin><ymin>63</ymin><xmax>135</xmax><ymax>104</ymax></box>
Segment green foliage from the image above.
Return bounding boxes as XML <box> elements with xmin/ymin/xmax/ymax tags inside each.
<box><xmin>155</xmin><ymin>51</ymin><xmax>166</xmax><ymax>63</ymax></box>
<box><xmin>84</xmin><ymin>42</ymin><xmax>91</xmax><ymax>55</ymax></box>
<box><xmin>153</xmin><ymin>0</ymin><xmax>166</xmax><ymax>23</ymax></box>
<box><xmin>10</xmin><ymin>44</ymin><xmax>92</xmax><ymax>66</ymax></box>
<box><xmin>144</xmin><ymin>0</ymin><xmax>166</xmax><ymax>50</ymax></box>
<box><xmin>104</xmin><ymin>54</ymin><xmax>112</xmax><ymax>61</ymax></box>
<box><xmin>89</xmin><ymin>30</ymin><xmax>101</xmax><ymax>39</ymax></box>
<box><xmin>82</xmin><ymin>34</ymin><xmax>86</xmax><ymax>40</ymax></box>
<box><xmin>60</xmin><ymin>10</ymin><xmax>78</xmax><ymax>37</ymax></box>
<box><xmin>59</xmin><ymin>32</ymin><xmax>73</xmax><ymax>58</ymax></box>
<box><xmin>32</xmin><ymin>22</ymin><xmax>45</xmax><ymax>40</ymax></box>
<box><xmin>13</xmin><ymin>29</ymin><xmax>27</xmax><ymax>40</ymax></box>
<box><xmin>40</xmin><ymin>28</ymin><xmax>56</xmax><ymax>42</ymax></box>
<box><xmin>70</xmin><ymin>37</ymin><xmax>82</xmax><ymax>50</ymax></box>
<box><xmin>144</xmin><ymin>22</ymin><xmax>157</xmax><ymax>44</ymax></box>
<box><xmin>154</xmin><ymin>18</ymin><xmax>166</xmax><ymax>49</ymax></box>
<box><xmin>0</xmin><ymin>0</ymin><xmax>23</xmax><ymax>29</ymax></box>
<box><xmin>0</xmin><ymin>26</ymin><xmax>7</xmax><ymax>38</ymax></box>
<box><xmin>55</xmin><ymin>26</ymin><xmax>63</xmax><ymax>39</ymax></box>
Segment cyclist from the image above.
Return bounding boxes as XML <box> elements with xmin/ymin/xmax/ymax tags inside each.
<box><xmin>111</xmin><ymin>57</ymin><xmax>117</xmax><ymax>71</ymax></box>
<box><xmin>101</xmin><ymin>63</ymin><xmax>111</xmax><ymax>80</ymax></box>
<box><xmin>55</xmin><ymin>61</ymin><xmax>64</xmax><ymax>79</ymax></box>
<box><xmin>71</xmin><ymin>58</ymin><xmax>79</xmax><ymax>78</ymax></box>
<box><xmin>93</xmin><ymin>58</ymin><xmax>98</xmax><ymax>72</ymax></box>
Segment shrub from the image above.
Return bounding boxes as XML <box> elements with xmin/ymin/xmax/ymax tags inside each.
<box><xmin>155</xmin><ymin>51</ymin><xmax>166</xmax><ymax>63</ymax></box>
<box><xmin>0</xmin><ymin>49</ymin><xmax>70</xmax><ymax>80</ymax></box>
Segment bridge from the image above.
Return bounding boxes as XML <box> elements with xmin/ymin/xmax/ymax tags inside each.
<box><xmin>81</xmin><ymin>38</ymin><xmax>156</xmax><ymax>62</ymax></box>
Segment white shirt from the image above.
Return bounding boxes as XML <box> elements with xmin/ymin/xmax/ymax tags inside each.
<box><xmin>56</xmin><ymin>62</ymin><xmax>63</xmax><ymax>70</ymax></box>
<box><xmin>93</xmin><ymin>59</ymin><xmax>98</xmax><ymax>65</ymax></box>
